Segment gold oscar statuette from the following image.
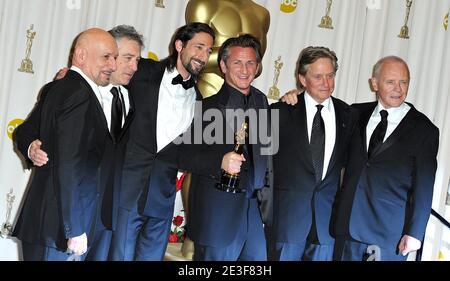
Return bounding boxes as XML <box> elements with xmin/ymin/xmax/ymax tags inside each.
<box><xmin>216</xmin><ymin>122</ymin><xmax>248</xmax><ymax>193</ymax></box>
<box><xmin>18</xmin><ymin>24</ymin><xmax>36</xmax><ymax>74</ymax></box>
<box><xmin>318</xmin><ymin>0</ymin><xmax>334</xmax><ymax>29</ymax></box>
<box><xmin>155</xmin><ymin>0</ymin><xmax>165</xmax><ymax>8</ymax></box>
<box><xmin>267</xmin><ymin>56</ymin><xmax>284</xmax><ymax>100</ymax></box>
<box><xmin>1</xmin><ymin>189</ymin><xmax>15</xmax><ymax>238</ymax></box>
<box><xmin>398</xmin><ymin>0</ymin><xmax>413</xmax><ymax>39</ymax></box>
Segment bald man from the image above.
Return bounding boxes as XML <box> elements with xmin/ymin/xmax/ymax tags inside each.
<box><xmin>13</xmin><ymin>28</ymin><xmax>118</xmax><ymax>261</ymax></box>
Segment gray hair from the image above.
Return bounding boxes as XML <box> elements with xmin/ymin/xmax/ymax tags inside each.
<box><xmin>296</xmin><ymin>46</ymin><xmax>338</xmax><ymax>76</ymax></box>
<box><xmin>372</xmin><ymin>55</ymin><xmax>410</xmax><ymax>79</ymax></box>
<box><xmin>108</xmin><ymin>25</ymin><xmax>144</xmax><ymax>49</ymax></box>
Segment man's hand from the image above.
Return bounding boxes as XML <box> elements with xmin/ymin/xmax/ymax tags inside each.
<box><xmin>67</xmin><ymin>233</ymin><xmax>88</xmax><ymax>256</ymax></box>
<box><xmin>221</xmin><ymin>152</ymin><xmax>246</xmax><ymax>174</ymax></box>
<box><xmin>280</xmin><ymin>89</ymin><xmax>301</xmax><ymax>105</ymax></box>
<box><xmin>54</xmin><ymin>67</ymin><xmax>69</xmax><ymax>80</ymax></box>
<box><xmin>29</xmin><ymin>139</ymin><xmax>49</xmax><ymax>166</ymax></box>
<box><xmin>398</xmin><ymin>234</ymin><xmax>421</xmax><ymax>256</ymax></box>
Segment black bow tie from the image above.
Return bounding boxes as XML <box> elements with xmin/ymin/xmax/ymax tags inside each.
<box><xmin>171</xmin><ymin>74</ymin><xmax>195</xmax><ymax>90</ymax></box>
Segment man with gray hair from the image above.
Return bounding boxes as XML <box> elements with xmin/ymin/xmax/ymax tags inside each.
<box><xmin>333</xmin><ymin>56</ymin><xmax>439</xmax><ymax>261</ymax></box>
<box><xmin>269</xmin><ymin>46</ymin><xmax>359</xmax><ymax>261</ymax></box>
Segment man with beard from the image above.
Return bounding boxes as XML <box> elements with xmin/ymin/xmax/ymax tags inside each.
<box><xmin>115</xmin><ymin>22</ymin><xmax>215</xmax><ymax>260</ymax></box>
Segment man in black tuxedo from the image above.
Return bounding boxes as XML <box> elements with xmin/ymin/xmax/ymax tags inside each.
<box><xmin>178</xmin><ymin>34</ymin><xmax>270</xmax><ymax>261</ymax></box>
<box><xmin>269</xmin><ymin>46</ymin><xmax>359</xmax><ymax>261</ymax></box>
<box><xmin>113</xmin><ymin>22</ymin><xmax>215</xmax><ymax>260</ymax></box>
<box><xmin>14</xmin><ymin>25</ymin><xmax>143</xmax><ymax>260</ymax></box>
<box><xmin>333</xmin><ymin>56</ymin><xmax>439</xmax><ymax>261</ymax></box>
<box><xmin>13</xmin><ymin>28</ymin><xmax>119</xmax><ymax>260</ymax></box>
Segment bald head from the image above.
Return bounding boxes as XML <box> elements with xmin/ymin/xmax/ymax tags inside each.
<box><xmin>72</xmin><ymin>28</ymin><xmax>118</xmax><ymax>86</ymax></box>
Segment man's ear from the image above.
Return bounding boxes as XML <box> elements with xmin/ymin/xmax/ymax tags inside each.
<box><xmin>369</xmin><ymin>77</ymin><xmax>378</xmax><ymax>92</ymax></box>
<box><xmin>219</xmin><ymin>59</ymin><xmax>227</xmax><ymax>74</ymax></box>
<box><xmin>298</xmin><ymin>74</ymin><xmax>306</xmax><ymax>89</ymax></box>
<box><xmin>73</xmin><ymin>48</ymin><xmax>86</xmax><ymax>65</ymax></box>
<box><xmin>175</xmin><ymin>40</ymin><xmax>183</xmax><ymax>52</ymax></box>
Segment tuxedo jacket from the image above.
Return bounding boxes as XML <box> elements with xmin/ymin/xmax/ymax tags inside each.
<box><xmin>333</xmin><ymin>102</ymin><xmax>439</xmax><ymax>248</ymax></box>
<box><xmin>13</xmin><ymin>70</ymin><xmax>133</xmax><ymax>249</ymax></box>
<box><xmin>269</xmin><ymin>93</ymin><xmax>359</xmax><ymax>245</ymax></box>
<box><xmin>178</xmin><ymin>83</ymin><xmax>269</xmax><ymax>247</ymax></box>
<box><xmin>122</xmin><ymin>58</ymin><xmax>201</xmax><ymax>219</ymax></box>
<box><xmin>15</xmin><ymin>81</ymin><xmax>57</xmax><ymax>168</ymax></box>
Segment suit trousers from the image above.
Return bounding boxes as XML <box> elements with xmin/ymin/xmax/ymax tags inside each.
<box><xmin>271</xmin><ymin>240</ymin><xmax>334</xmax><ymax>261</ymax></box>
<box><xmin>22</xmin><ymin>241</ymin><xmax>87</xmax><ymax>261</ymax></box>
<box><xmin>193</xmin><ymin>198</ymin><xmax>267</xmax><ymax>261</ymax></box>
<box><xmin>109</xmin><ymin>206</ymin><xmax>172</xmax><ymax>261</ymax></box>
<box><xmin>339</xmin><ymin>240</ymin><xmax>408</xmax><ymax>261</ymax></box>
<box><xmin>85</xmin><ymin>229</ymin><xmax>113</xmax><ymax>261</ymax></box>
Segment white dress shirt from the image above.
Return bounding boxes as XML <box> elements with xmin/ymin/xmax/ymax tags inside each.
<box><xmin>366</xmin><ymin>102</ymin><xmax>411</xmax><ymax>151</ymax></box>
<box><xmin>304</xmin><ymin>91</ymin><xmax>336</xmax><ymax>180</ymax></box>
<box><xmin>99</xmin><ymin>84</ymin><xmax>130</xmax><ymax>131</ymax></box>
<box><xmin>156</xmin><ymin>68</ymin><xmax>196</xmax><ymax>152</ymax></box>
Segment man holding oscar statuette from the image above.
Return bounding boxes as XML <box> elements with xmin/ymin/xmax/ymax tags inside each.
<box><xmin>178</xmin><ymin>34</ymin><xmax>270</xmax><ymax>261</ymax></box>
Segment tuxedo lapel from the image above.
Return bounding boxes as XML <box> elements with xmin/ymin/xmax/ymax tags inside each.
<box><xmin>73</xmin><ymin>70</ymin><xmax>109</xmax><ymax>137</ymax></box>
<box><xmin>217</xmin><ymin>86</ymin><xmax>233</xmax><ymax>131</ymax></box>
<box><xmin>117</xmin><ymin>92</ymin><xmax>135</xmax><ymax>141</ymax></box>
<box><xmin>147</xmin><ymin>62</ymin><xmax>166</xmax><ymax>153</ymax></box>
<box><xmin>324</xmin><ymin>98</ymin><xmax>347</xmax><ymax>179</ymax></box>
<box><xmin>293</xmin><ymin>94</ymin><xmax>314</xmax><ymax>172</ymax></box>
<box><xmin>358</xmin><ymin>102</ymin><xmax>377</xmax><ymax>156</ymax></box>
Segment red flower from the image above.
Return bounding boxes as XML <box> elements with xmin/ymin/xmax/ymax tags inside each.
<box><xmin>168</xmin><ymin>233</ymin><xmax>178</xmax><ymax>243</ymax></box>
<box><xmin>176</xmin><ymin>172</ymin><xmax>186</xmax><ymax>192</ymax></box>
<box><xmin>172</xmin><ymin>215</ymin><xmax>184</xmax><ymax>227</ymax></box>
<box><xmin>168</xmin><ymin>212</ymin><xmax>186</xmax><ymax>243</ymax></box>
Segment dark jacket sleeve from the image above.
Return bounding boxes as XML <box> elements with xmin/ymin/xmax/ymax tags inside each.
<box><xmin>15</xmin><ymin>82</ymin><xmax>53</xmax><ymax>167</ymax></box>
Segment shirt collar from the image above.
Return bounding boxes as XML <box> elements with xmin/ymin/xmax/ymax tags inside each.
<box><xmin>305</xmin><ymin>91</ymin><xmax>332</xmax><ymax>113</ymax></box>
<box><xmin>225</xmin><ymin>83</ymin><xmax>252</xmax><ymax>110</ymax></box>
<box><xmin>70</xmin><ymin>66</ymin><xmax>101</xmax><ymax>95</ymax></box>
<box><xmin>373</xmin><ymin>101</ymin><xmax>410</xmax><ymax>120</ymax></box>
<box><xmin>166</xmin><ymin>67</ymin><xmax>192</xmax><ymax>82</ymax></box>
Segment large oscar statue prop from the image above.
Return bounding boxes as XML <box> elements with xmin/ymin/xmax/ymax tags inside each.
<box><xmin>175</xmin><ymin>0</ymin><xmax>270</xmax><ymax>260</ymax></box>
<box><xmin>216</xmin><ymin>122</ymin><xmax>248</xmax><ymax>193</ymax></box>
<box><xmin>185</xmin><ymin>0</ymin><xmax>270</xmax><ymax>98</ymax></box>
